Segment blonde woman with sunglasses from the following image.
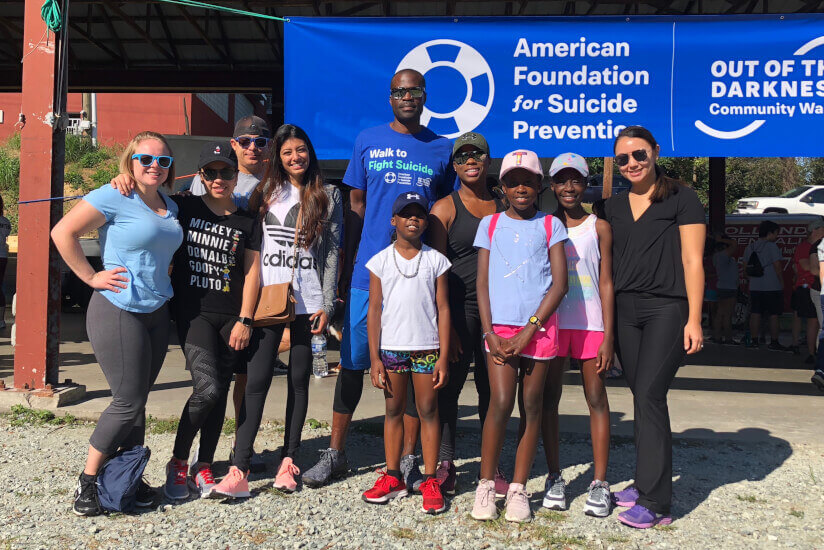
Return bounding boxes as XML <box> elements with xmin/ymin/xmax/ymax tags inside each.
<box><xmin>52</xmin><ymin>131</ymin><xmax>184</xmax><ymax>517</ymax></box>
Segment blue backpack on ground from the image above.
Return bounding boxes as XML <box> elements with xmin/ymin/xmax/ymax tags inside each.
<box><xmin>97</xmin><ymin>445</ymin><xmax>151</xmax><ymax>513</ymax></box>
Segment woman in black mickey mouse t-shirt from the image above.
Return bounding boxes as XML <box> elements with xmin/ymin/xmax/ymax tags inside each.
<box><xmin>162</xmin><ymin>141</ymin><xmax>262</xmax><ymax>501</ymax></box>
<box><xmin>604</xmin><ymin>126</ymin><xmax>705</xmax><ymax>529</ymax></box>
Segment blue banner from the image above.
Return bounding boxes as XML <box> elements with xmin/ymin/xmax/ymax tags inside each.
<box><xmin>284</xmin><ymin>15</ymin><xmax>824</xmax><ymax>158</ymax></box>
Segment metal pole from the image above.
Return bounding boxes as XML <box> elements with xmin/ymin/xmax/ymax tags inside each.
<box><xmin>708</xmin><ymin>157</ymin><xmax>726</xmax><ymax>234</ymax></box>
<box><xmin>14</xmin><ymin>0</ymin><xmax>65</xmax><ymax>389</ymax></box>
<box><xmin>602</xmin><ymin>157</ymin><xmax>614</xmax><ymax>199</ymax></box>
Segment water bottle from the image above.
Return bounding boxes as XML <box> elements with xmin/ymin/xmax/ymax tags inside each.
<box><xmin>311</xmin><ymin>333</ymin><xmax>328</xmax><ymax>378</ymax></box>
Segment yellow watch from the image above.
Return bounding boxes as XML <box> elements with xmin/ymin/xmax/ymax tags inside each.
<box><xmin>528</xmin><ymin>315</ymin><xmax>542</xmax><ymax>328</ymax></box>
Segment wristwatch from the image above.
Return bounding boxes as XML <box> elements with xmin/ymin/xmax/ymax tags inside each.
<box><xmin>238</xmin><ymin>316</ymin><xmax>253</xmax><ymax>327</ymax></box>
<box><xmin>528</xmin><ymin>315</ymin><xmax>543</xmax><ymax>328</ymax></box>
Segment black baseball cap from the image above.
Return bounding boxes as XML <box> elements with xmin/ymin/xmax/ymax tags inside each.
<box><xmin>198</xmin><ymin>141</ymin><xmax>238</xmax><ymax>170</ymax></box>
<box><xmin>392</xmin><ymin>191</ymin><xmax>429</xmax><ymax>216</ymax></box>
<box><xmin>233</xmin><ymin>115</ymin><xmax>271</xmax><ymax>138</ymax></box>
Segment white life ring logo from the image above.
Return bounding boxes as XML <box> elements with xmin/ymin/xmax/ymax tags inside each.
<box><xmin>396</xmin><ymin>39</ymin><xmax>495</xmax><ymax>139</ymax></box>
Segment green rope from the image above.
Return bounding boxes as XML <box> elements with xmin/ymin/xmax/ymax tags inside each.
<box><xmin>157</xmin><ymin>0</ymin><xmax>287</xmax><ymax>22</ymax></box>
<box><xmin>40</xmin><ymin>0</ymin><xmax>62</xmax><ymax>32</ymax></box>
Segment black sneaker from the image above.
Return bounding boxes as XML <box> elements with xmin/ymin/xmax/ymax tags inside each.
<box><xmin>805</xmin><ymin>354</ymin><xmax>815</xmax><ymax>364</ymax></box>
<box><xmin>135</xmin><ymin>479</ymin><xmax>155</xmax><ymax>507</ymax></box>
<box><xmin>812</xmin><ymin>370</ymin><xmax>824</xmax><ymax>392</ymax></box>
<box><xmin>768</xmin><ymin>342</ymin><xmax>791</xmax><ymax>353</ymax></box>
<box><xmin>73</xmin><ymin>473</ymin><xmax>102</xmax><ymax>517</ymax></box>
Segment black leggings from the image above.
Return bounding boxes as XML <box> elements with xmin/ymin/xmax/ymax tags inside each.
<box><xmin>172</xmin><ymin>312</ymin><xmax>242</xmax><ymax>464</ymax></box>
<box><xmin>437</xmin><ymin>307</ymin><xmax>490</xmax><ymax>462</ymax></box>
<box><xmin>234</xmin><ymin>315</ymin><xmax>312</xmax><ymax>471</ymax></box>
<box><xmin>615</xmin><ymin>293</ymin><xmax>688</xmax><ymax>515</ymax></box>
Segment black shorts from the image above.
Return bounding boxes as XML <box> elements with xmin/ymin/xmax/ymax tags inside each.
<box><xmin>791</xmin><ymin>287</ymin><xmax>817</xmax><ymax>319</ymax></box>
<box><xmin>750</xmin><ymin>290</ymin><xmax>784</xmax><ymax>316</ymax></box>
<box><xmin>716</xmin><ymin>288</ymin><xmax>737</xmax><ymax>300</ymax></box>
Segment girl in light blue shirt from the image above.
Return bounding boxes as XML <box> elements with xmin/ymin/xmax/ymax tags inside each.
<box><xmin>52</xmin><ymin>131</ymin><xmax>183</xmax><ymax>517</ymax></box>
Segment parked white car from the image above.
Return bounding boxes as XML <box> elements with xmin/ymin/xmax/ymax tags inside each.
<box><xmin>735</xmin><ymin>186</ymin><xmax>824</xmax><ymax>215</ymax></box>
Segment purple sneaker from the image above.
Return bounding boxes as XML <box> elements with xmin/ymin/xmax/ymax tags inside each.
<box><xmin>436</xmin><ymin>460</ymin><xmax>456</xmax><ymax>495</ymax></box>
<box><xmin>617</xmin><ymin>504</ymin><xmax>672</xmax><ymax>529</ymax></box>
<box><xmin>494</xmin><ymin>467</ymin><xmax>510</xmax><ymax>499</ymax></box>
<box><xmin>611</xmin><ymin>486</ymin><xmax>639</xmax><ymax>508</ymax></box>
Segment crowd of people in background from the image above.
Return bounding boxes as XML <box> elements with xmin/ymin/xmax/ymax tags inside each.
<box><xmin>44</xmin><ymin>64</ymin><xmax>821</xmax><ymax>533</ymax></box>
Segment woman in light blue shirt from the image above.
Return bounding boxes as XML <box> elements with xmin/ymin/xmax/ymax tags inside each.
<box><xmin>52</xmin><ymin>131</ymin><xmax>184</xmax><ymax>517</ymax></box>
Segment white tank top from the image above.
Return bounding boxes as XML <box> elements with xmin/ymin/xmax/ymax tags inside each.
<box><xmin>557</xmin><ymin>214</ymin><xmax>604</xmax><ymax>331</ymax></box>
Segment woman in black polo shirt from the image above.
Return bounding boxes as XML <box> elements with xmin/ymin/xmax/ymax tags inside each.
<box><xmin>604</xmin><ymin>126</ymin><xmax>705</xmax><ymax>529</ymax></box>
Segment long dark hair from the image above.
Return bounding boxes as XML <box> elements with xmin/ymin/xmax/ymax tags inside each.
<box><xmin>249</xmin><ymin>124</ymin><xmax>329</xmax><ymax>247</ymax></box>
<box><xmin>613</xmin><ymin>125</ymin><xmax>683</xmax><ymax>203</ymax></box>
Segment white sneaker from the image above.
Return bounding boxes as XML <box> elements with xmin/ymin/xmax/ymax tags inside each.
<box><xmin>583</xmin><ymin>480</ymin><xmax>612</xmax><ymax>517</ymax></box>
<box><xmin>542</xmin><ymin>473</ymin><xmax>567</xmax><ymax>510</ymax></box>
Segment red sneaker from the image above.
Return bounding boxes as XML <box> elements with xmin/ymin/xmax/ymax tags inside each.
<box><xmin>362</xmin><ymin>470</ymin><xmax>408</xmax><ymax>504</ymax></box>
<box><xmin>420</xmin><ymin>477</ymin><xmax>446</xmax><ymax>514</ymax></box>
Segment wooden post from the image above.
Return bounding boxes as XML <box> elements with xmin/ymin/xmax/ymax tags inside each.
<box><xmin>602</xmin><ymin>156</ymin><xmax>613</xmax><ymax>199</ymax></box>
<box><xmin>14</xmin><ymin>0</ymin><xmax>65</xmax><ymax>389</ymax></box>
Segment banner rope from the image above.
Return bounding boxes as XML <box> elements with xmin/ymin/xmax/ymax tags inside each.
<box><xmin>18</xmin><ymin>173</ymin><xmax>198</xmax><ymax>205</ymax></box>
<box><xmin>155</xmin><ymin>0</ymin><xmax>287</xmax><ymax>22</ymax></box>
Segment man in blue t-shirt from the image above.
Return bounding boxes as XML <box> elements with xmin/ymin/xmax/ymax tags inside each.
<box><xmin>303</xmin><ymin>69</ymin><xmax>456</xmax><ymax>489</ymax></box>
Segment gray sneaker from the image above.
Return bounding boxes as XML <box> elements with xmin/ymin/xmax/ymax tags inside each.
<box><xmin>164</xmin><ymin>458</ymin><xmax>190</xmax><ymax>501</ymax></box>
<box><xmin>541</xmin><ymin>473</ymin><xmax>567</xmax><ymax>510</ymax></box>
<box><xmin>302</xmin><ymin>448</ymin><xmax>349</xmax><ymax>488</ymax></box>
<box><xmin>583</xmin><ymin>480</ymin><xmax>612</xmax><ymax>517</ymax></box>
<box><xmin>400</xmin><ymin>454</ymin><xmax>424</xmax><ymax>493</ymax></box>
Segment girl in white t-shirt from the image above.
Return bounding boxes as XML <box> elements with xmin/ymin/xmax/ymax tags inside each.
<box><xmin>363</xmin><ymin>191</ymin><xmax>451</xmax><ymax>515</ymax></box>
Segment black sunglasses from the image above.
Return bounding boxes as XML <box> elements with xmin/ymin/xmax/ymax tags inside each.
<box><xmin>453</xmin><ymin>151</ymin><xmax>487</xmax><ymax>165</ymax></box>
<box><xmin>390</xmin><ymin>87</ymin><xmax>425</xmax><ymax>100</ymax></box>
<box><xmin>234</xmin><ymin>136</ymin><xmax>270</xmax><ymax>149</ymax></box>
<box><xmin>201</xmin><ymin>167</ymin><xmax>237</xmax><ymax>181</ymax></box>
<box><xmin>131</xmin><ymin>154</ymin><xmax>173</xmax><ymax>169</ymax></box>
<box><xmin>614</xmin><ymin>149</ymin><xmax>649</xmax><ymax>167</ymax></box>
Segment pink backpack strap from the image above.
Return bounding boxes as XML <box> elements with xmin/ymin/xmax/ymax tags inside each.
<box><xmin>543</xmin><ymin>214</ymin><xmax>554</xmax><ymax>251</ymax></box>
<box><xmin>487</xmin><ymin>212</ymin><xmax>501</xmax><ymax>242</ymax></box>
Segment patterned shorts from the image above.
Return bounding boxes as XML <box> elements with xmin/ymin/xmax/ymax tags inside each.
<box><xmin>379</xmin><ymin>349</ymin><xmax>439</xmax><ymax>374</ymax></box>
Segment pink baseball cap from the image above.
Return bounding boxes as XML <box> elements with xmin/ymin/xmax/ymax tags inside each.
<box><xmin>499</xmin><ymin>149</ymin><xmax>543</xmax><ymax>180</ymax></box>
<box><xmin>549</xmin><ymin>152</ymin><xmax>589</xmax><ymax>178</ymax></box>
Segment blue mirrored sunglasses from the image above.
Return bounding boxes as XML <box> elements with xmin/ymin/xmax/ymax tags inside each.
<box><xmin>131</xmin><ymin>154</ymin><xmax>174</xmax><ymax>169</ymax></box>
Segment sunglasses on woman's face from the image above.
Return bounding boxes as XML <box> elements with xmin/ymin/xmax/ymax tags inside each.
<box><xmin>234</xmin><ymin>136</ymin><xmax>270</xmax><ymax>149</ymax></box>
<box><xmin>614</xmin><ymin>149</ymin><xmax>649</xmax><ymax>167</ymax></box>
<box><xmin>131</xmin><ymin>154</ymin><xmax>173</xmax><ymax>169</ymax></box>
<box><xmin>201</xmin><ymin>167</ymin><xmax>237</xmax><ymax>181</ymax></box>
<box><xmin>453</xmin><ymin>150</ymin><xmax>487</xmax><ymax>165</ymax></box>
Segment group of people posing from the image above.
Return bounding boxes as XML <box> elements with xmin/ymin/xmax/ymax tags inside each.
<box><xmin>51</xmin><ymin>68</ymin><xmax>705</xmax><ymax>529</ymax></box>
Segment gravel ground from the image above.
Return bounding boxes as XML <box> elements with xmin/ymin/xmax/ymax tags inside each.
<box><xmin>0</xmin><ymin>415</ymin><xmax>822</xmax><ymax>550</ymax></box>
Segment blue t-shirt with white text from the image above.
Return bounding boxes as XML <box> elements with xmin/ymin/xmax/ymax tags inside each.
<box><xmin>344</xmin><ymin>123</ymin><xmax>455</xmax><ymax>291</ymax></box>
<box><xmin>84</xmin><ymin>185</ymin><xmax>184</xmax><ymax>313</ymax></box>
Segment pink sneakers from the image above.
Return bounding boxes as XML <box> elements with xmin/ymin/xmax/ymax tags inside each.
<box><xmin>211</xmin><ymin>466</ymin><xmax>251</xmax><ymax>499</ymax></box>
<box><xmin>273</xmin><ymin>457</ymin><xmax>300</xmax><ymax>493</ymax></box>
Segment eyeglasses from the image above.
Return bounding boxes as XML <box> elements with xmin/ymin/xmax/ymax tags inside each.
<box><xmin>453</xmin><ymin>151</ymin><xmax>488</xmax><ymax>165</ymax></box>
<box><xmin>132</xmin><ymin>154</ymin><xmax>173</xmax><ymax>169</ymax></box>
<box><xmin>614</xmin><ymin>149</ymin><xmax>649</xmax><ymax>167</ymax></box>
<box><xmin>201</xmin><ymin>167</ymin><xmax>237</xmax><ymax>181</ymax></box>
<box><xmin>390</xmin><ymin>87</ymin><xmax>425</xmax><ymax>100</ymax></box>
<box><xmin>234</xmin><ymin>136</ymin><xmax>270</xmax><ymax>149</ymax></box>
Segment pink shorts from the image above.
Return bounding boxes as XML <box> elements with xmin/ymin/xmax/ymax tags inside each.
<box><xmin>485</xmin><ymin>315</ymin><xmax>559</xmax><ymax>360</ymax></box>
<box><xmin>556</xmin><ymin>329</ymin><xmax>604</xmax><ymax>360</ymax></box>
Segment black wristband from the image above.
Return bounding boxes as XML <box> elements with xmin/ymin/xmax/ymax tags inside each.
<box><xmin>238</xmin><ymin>316</ymin><xmax>253</xmax><ymax>327</ymax></box>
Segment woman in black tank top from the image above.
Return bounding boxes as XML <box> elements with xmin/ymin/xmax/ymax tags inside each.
<box><xmin>428</xmin><ymin>132</ymin><xmax>505</xmax><ymax>495</ymax></box>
